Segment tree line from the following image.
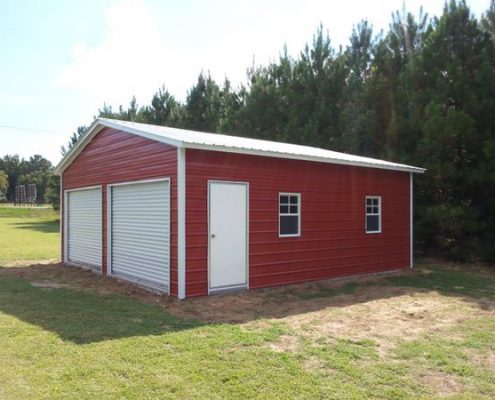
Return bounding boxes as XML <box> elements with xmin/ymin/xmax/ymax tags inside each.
<box><xmin>6</xmin><ymin>0</ymin><xmax>495</xmax><ymax>262</ymax></box>
<box><xmin>0</xmin><ymin>154</ymin><xmax>58</xmax><ymax>206</ymax></box>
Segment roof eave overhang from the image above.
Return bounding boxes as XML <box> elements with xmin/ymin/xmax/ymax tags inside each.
<box><xmin>54</xmin><ymin>118</ymin><xmax>425</xmax><ymax>175</ymax></box>
<box><xmin>182</xmin><ymin>143</ymin><xmax>426</xmax><ymax>174</ymax></box>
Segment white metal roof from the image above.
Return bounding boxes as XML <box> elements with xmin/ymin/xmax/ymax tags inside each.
<box><xmin>54</xmin><ymin>118</ymin><xmax>425</xmax><ymax>174</ymax></box>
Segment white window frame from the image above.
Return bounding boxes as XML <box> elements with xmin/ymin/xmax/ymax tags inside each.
<box><xmin>279</xmin><ymin>192</ymin><xmax>301</xmax><ymax>237</ymax></box>
<box><xmin>365</xmin><ymin>196</ymin><xmax>382</xmax><ymax>234</ymax></box>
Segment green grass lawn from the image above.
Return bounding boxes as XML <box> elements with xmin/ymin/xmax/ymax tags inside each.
<box><xmin>0</xmin><ymin>206</ymin><xmax>59</xmax><ymax>262</ymax></box>
<box><xmin>0</xmin><ymin>264</ymin><xmax>493</xmax><ymax>399</ymax></box>
<box><xmin>0</xmin><ymin>208</ymin><xmax>493</xmax><ymax>399</ymax></box>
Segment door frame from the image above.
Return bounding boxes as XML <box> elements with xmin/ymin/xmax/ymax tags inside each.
<box><xmin>207</xmin><ymin>180</ymin><xmax>250</xmax><ymax>294</ymax></box>
<box><xmin>107</xmin><ymin>177</ymin><xmax>171</xmax><ymax>295</ymax></box>
<box><xmin>64</xmin><ymin>185</ymin><xmax>103</xmax><ymax>273</ymax></box>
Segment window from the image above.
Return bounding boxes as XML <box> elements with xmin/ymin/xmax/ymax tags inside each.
<box><xmin>365</xmin><ymin>196</ymin><xmax>381</xmax><ymax>233</ymax></box>
<box><xmin>279</xmin><ymin>193</ymin><xmax>300</xmax><ymax>237</ymax></box>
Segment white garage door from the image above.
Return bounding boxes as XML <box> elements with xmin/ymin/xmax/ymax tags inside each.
<box><xmin>109</xmin><ymin>179</ymin><xmax>170</xmax><ymax>292</ymax></box>
<box><xmin>66</xmin><ymin>187</ymin><xmax>102</xmax><ymax>270</ymax></box>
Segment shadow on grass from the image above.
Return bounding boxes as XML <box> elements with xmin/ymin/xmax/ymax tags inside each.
<box><xmin>0</xmin><ymin>273</ymin><xmax>200</xmax><ymax>345</ymax></box>
<box><xmin>385</xmin><ymin>266</ymin><xmax>495</xmax><ymax>306</ymax></box>
<box><xmin>8</xmin><ymin>219</ymin><xmax>60</xmax><ymax>233</ymax></box>
<box><xmin>0</xmin><ymin>261</ymin><xmax>493</xmax><ymax>343</ymax></box>
<box><xmin>299</xmin><ymin>266</ymin><xmax>495</xmax><ymax>305</ymax></box>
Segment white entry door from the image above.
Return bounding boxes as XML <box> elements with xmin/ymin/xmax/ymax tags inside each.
<box><xmin>109</xmin><ymin>179</ymin><xmax>170</xmax><ymax>292</ymax></box>
<box><xmin>208</xmin><ymin>181</ymin><xmax>248</xmax><ymax>292</ymax></box>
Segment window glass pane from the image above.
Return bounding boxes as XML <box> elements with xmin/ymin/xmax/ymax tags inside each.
<box><xmin>280</xmin><ymin>195</ymin><xmax>289</xmax><ymax>204</ymax></box>
<box><xmin>366</xmin><ymin>206</ymin><xmax>372</xmax><ymax>214</ymax></box>
<box><xmin>280</xmin><ymin>215</ymin><xmax>299</xmax><ymax>235</ymax></box>
<box><xmin>280</xmin><ymin>205</ymin><xmax>289</xmax><ymax>214</ymax></box>
<box><xmin>289</xmin><ymin>196</ymin><xmax>298</xmax><ymax>205</ymax></box>
<box><xmin>373</xmin><ymin>198</ymin><xmax>378</xmax><ymax>206</ymax></box>
<box><xmin>366</xmin><ymin>198</ymin><xmax>372</xmax><ymax>206</ymax></box>
<box><xmin>366</xmin><ymin>215</ymin><xmax>379</xmax><ymax>232</ymax></box>
<box><xmin>289</xmin><ymin>205</ymin><xmax>298</xmax><ymax>214</ymax></box>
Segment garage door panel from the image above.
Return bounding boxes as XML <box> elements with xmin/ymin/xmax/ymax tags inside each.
<box><xmin>111</xmin><ymin>243</ymin><xmax>169</xmax><ymax>257</ymax></box>
<box><xmin>111</xmin><ymin>263</ymin><xmax>168</xmax><ymax>279</ymax></box>
<box><xmin>113</xmin><ymin>219</ymin><xmax>170</xmax><ymax>228</ymax></box>
<box><xmin>112</xmin><ymin>247</ymin><xmax>169</xmax><ymax>262</ymax></box>
<box><xmin>110</xmin><ymin>180</ymin><xmax>170</xmax><ymax>292</ymax></box>
<box><xmin>111</xmin><ymin>234</ymin><xmax>169</xmax><ymax>246</ymax></box>
<box><xmin>67</xmin><ymin>187</ymin><xmax>102</xmax><ymax>270</ymax></box>
<box><xmin>110</xmin><ymin>269</ymin><xmax>167</xmax><ymax>287</ymax></box>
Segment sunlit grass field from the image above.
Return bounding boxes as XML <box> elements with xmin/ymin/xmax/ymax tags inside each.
<box><xmin>0</xmin><ymin>206</ymin><xmax>59</xmax><ymax>262</ymax></box>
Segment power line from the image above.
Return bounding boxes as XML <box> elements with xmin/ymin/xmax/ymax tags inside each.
<box><xmin>0</xmin><ymin>124</ymin><xmax>66</xmax><ymax>134</ymax></box>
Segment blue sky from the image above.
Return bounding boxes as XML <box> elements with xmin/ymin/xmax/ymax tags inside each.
<box><xmin>0</xmin><ymin>0</ymin><xmax>491</xmax><ymax>165</ymax></box>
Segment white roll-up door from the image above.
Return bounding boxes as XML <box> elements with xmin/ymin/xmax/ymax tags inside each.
<box><xmin>110</xmin><ymin>180</ymin><xmax>170</xmax><ymax>292</ymax></box>
<box><xmin>67</xmin><ymin>187</ymin><xmax>102</xmax><ymax>270</ymax></box>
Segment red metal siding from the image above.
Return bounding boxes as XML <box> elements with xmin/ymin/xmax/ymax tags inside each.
<box><xmin>186</xmin><ymin>149</ymin><xmax>410</xmax><ymax>297</ymax></box>
<box><xmin>62</xmin><ymin>128</ymin><xmax>178</xmax><ymax>296</ymax></box>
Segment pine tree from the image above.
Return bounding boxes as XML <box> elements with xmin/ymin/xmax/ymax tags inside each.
<box><xmin>61</xmin><ymin>126</ymin><xmax>87</xmax><ymax>156</ymax></box>
<box><xmin>0</xmin><ymin>170</ymin><xmax>8</xmax><ymax>202</ymax></box>
<box><xmin>481</xmin><ymin>0</ymin><xmax>495</xmax><ymax>41</ymax></box>
<box><xmin>413</xmin><ymin>0</ymin><xmax>495</xmax><ymax>259</ymax></box>
<box><xmin>184</xmin><ymin>73</ymin><xmax>222</xmax><ymax>132</ymax></box>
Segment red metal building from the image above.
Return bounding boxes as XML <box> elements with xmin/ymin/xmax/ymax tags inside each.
<box><xmin>55</xmin><ymin>118</ymin><xmax>424</xmax><ymax>299</ymax></box>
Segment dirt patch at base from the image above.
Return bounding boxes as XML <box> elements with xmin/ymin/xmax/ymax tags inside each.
<box><xmin>0</xmin><ymin>262</ymin><xmax>173</xmax><ymax>306</ymax></box>
<box><xmin>303</xmin><ymin>356</ymin><xmax>328</xmax><ymax>373</ymax></box>
<box><xmin>267</xmin><ymin>334</ymin><xmax>300</xmax><ymax>352</ymax></box>
<box><xmin>30</xmin><ymin>281</ymin><xmax>72</xmax><ymax>289</ymax></box>
<box><xmin>265</xmin><ymin>288</ymin><xmax>493</xmax><ymax>355</ymax></box>
<box><xmin>2</xmin><ymin>259</ymin><xmax>58</xmax><ymax>268</ymax></box>
<box><xmin>466</xmin><ymin>349</ymin><xmax>495</xmax><ymax>370</ymax></box>
<box><xmin>418</xmin><ymin>370</ymin><xmax>464</xmax><ymax>397</ymax></box>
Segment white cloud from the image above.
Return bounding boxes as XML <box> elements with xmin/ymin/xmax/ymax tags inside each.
<box><xmin>53</xmin><ymin>0</ymin><xmax>490</xmax><ymax>112</ymax></box>
<box><xmin>54</xmin><ymin>0</ymin><xmax>183</xmax><ymax>108</ymax></box>
<box><xmin>54</xmin><ymin>0</ymin><xmax>398</xmax><ymax>110</ymax></box>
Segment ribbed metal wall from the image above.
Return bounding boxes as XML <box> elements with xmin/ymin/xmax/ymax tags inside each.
<box><xmin>185</xmin><ymin>149</ymin><xmax>411</xmax><ymax>297</ymax></box>
<box><xmin>67</xmin><ymin>188</ymin><xmax>102</xmax><ymax>270</ymax></box>
<box><xmin>111</xmin><ymin>180</ymin><xmax>170</xmax><ymax>291</ymax></box>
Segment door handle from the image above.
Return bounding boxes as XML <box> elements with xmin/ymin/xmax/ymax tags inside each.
<box><xmin>211</xmin><ymin>234</ymin><xmax>216</xmax><ymax>238</ymax></box>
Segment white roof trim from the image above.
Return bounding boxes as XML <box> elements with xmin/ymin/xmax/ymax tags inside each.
<box><xmin>54</xmin><ymin>118</ymin><xmax>425</xmax><ymax>175</ymax></box>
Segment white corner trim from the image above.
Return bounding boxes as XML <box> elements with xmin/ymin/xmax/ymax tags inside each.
<box><xmin>59</xmin><ymin>174</ymin><xmax>63</xmax><ymax>262</ymax></box>
<box><xmin>410</xmin><ymin>173</ymin><xmax>414</xmax><ymax>269</ymax></box>
<box><xmin>177</xmin><ymin>147</ymin><xmax>186</xmax><ymax>299</ymax></box>
<box><xmin>62</xmin><ymin>183</ymin><xmax>68</xmax><ymax>264</ymax></box>
<box><xmin>106</xmin><ymin>185</ymin><xmax>112</xmax><ymax>277</ymax></box>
